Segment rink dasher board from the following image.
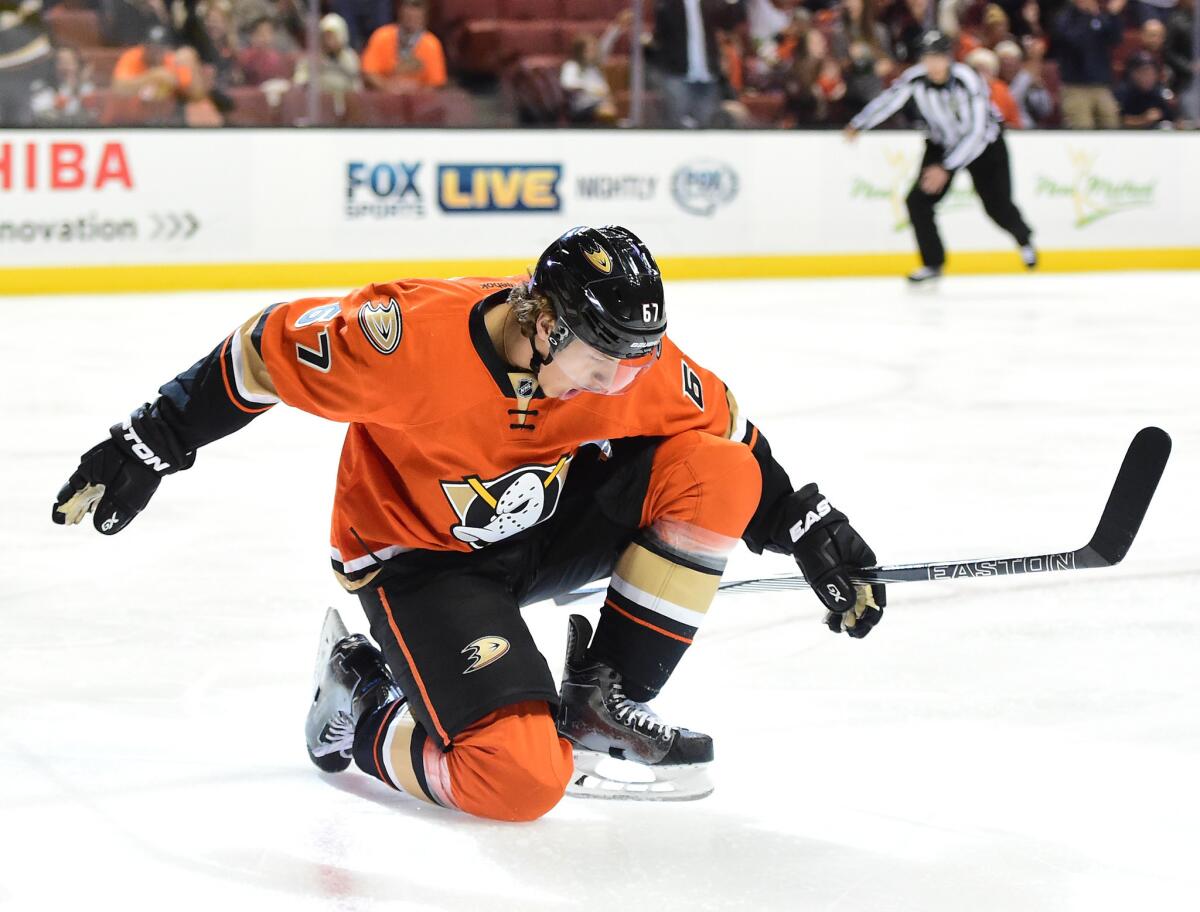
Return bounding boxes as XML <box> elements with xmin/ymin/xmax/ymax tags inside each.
<box><xmin>1</xmin><ymin>130</ymin><xmax>1198</xmax><ymax>294</ymax></box>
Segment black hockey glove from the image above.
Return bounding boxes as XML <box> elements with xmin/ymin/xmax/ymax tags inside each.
<box><xmin>778</xmin><ymin>483</ymin><xmax>885</xmax><ymax>638</ymax></box>
<box><xmin>52</xmin><ymin>402</ymin><xmax>194</xmax><ymax>535</ymax></box>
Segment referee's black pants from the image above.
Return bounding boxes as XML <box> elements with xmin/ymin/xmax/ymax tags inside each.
<box><xmin>906</xmin><ymin>135</ymin><xmax>1032</xmax><ymax>269</ymax></box>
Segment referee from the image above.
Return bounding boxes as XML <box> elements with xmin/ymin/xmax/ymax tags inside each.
<box><xmin>844</xmin><ymin>31</ymin><xmax>1036</xmax><ymax>283</ymax></box>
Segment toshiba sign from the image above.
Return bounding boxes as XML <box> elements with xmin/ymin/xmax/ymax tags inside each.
<box><xmin>0</xmin><ymin>140</ymin><xmax>133</xmax><ymax>191</ymax></box>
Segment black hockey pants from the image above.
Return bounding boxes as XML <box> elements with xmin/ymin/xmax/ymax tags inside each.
<box><xmin>906</xmin><ymin>135</ymin><xmax>1033</xmax><ymax>269</ymax></box>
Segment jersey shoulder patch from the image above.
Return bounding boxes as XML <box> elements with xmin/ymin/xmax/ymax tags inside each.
<box><xmin>358</xmin><ymin>297</ymin><xmax>402</xmax><ymax>355</ymax></box>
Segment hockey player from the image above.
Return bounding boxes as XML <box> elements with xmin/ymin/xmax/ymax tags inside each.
<box><xmin>52</xmin><ymin>226</ymin><xmax>884</xmax><ymax>820</ymax></box>
<box><xmin>845</xmin><ymin>30</ymin><xmax>1037</xmax><ymax>283</ymax></box>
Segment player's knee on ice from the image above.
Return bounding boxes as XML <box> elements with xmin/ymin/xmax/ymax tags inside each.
<box><xmin>448</xmin><ymin>701</ymin><xmax>573</xmax><ymax>822</ymax></box>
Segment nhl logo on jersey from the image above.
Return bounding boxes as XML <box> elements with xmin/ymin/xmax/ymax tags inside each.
<box><xmin>358</xmin><ymin>298</ymin><xmax>402</xmax><ymax>355</ymax></box>
<box><xmin>517</xmin><ymin>377</ymin><xmax>535</xmax><ymax>398</ymax></box>
<box><xmin>441</xmin><ymin>455</ymin><xmax>571</xmax><ymax>549</ymax></box>
<box><xmin>582</xmin><ymin>243</ymin><xmax>612</xmax><ymax>274</ymax></box>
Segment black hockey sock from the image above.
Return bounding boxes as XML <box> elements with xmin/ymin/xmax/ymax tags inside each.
<box><xmin>352</xmin><ymin>698</ymin><xmax>410</xmax><ymax>782</ymax></box>
<box><xmin>588</xmin><ymin>598</ymin><xmax>695</xmax><ymax>703</ymax></box>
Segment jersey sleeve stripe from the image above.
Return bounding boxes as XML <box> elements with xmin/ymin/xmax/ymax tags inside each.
<box><xmin>218</xmin><ymin>334</ymin><xmax>273</xmax><ymax>415</ymax></box>
<box><xmin>230</xmin><ymin>310</ymin><xmax>280</xmax><ymax>407</ymax></box>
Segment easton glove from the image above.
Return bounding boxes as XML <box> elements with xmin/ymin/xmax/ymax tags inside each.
<box><xmin>778</xmin><ymin>483</ymin><xmax>885</xmax><ymax>638</ymax></box>
<box><xmin>52</xmin><ymin>402</ymin><xmax>194</xmax><ymax>535</ymax></box>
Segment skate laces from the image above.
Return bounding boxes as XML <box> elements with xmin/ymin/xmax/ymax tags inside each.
<box><xmin>608</xmin><ymin>681</ymin><xmax>675</xmax><ymax>741</ymax></box>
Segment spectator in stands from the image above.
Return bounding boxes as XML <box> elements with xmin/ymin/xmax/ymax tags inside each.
<box><xmin>978</xmin><ymin>4</ymin><xmax>1017</xmax><ymax>48</ymax></box>
<box><xmin>782</xmin><ymin>17</ymin><xmax>841</xmax><ymax>124</ymax></box>
<box><xmin>237</xmin><ymin>17</ymin><xmax>294</xmax><ymax>85</ymax></box>
<box><xmin>995</xmin><ymin>38</ymin><xmax>1054</xmax><ymax>125</ymax></box>
<box><xmin>1118</xmin><ymin>50</ymin><xmax>1176</xmax><ymax>125</ymax></box>
<box><xmin>559</xmin><ymin>11</ymin><xmax>630</xmax><ymax>125</ymax></box>
<box><xmin>886</xmin><ymin>0</ymin><xmax>932</xmax><ymax>66</ymax></box>
<box><xmin>29</xmin><ymin>44</ymin><xmax>96</xmax><ymax>125</ymax></box>
<box><xmin>835</xmin><ymin>0</ymin><xmax>891</xmax><ymax>61</ymax></box>
<box><xmin>1053</xmin><ymin>0</ymin><xmax>1125</xmax><ymax>128</ymax></box>
<box><xmin>0</xmin><ymin>0</ymin><xmax>53</xmax><ymax>126</ymax></box>
<box><xmin>233</xmin><ymin>0</ymin><xmax>304</xmax><ymax>50</ymax></box>
<box><xmin>652</xmin><ymin>0</ymin><xmax>738</xmax><ymax>127</ymax></box>
<box><xmin>112</xmin><ymin>23</ymin><xmax>222</xmax><ymax>123</ymax></box>
<box><xmin>746</xmin><ymin>0</ymin><xmax>797</xmax><ymax>43</ymax></box>
<box><xmin>833</xmin><ymin>0</ymin><xmax>893</xmax><ymax>103</ymax></box>
<box><xmin>966</xmin><ymin>45</ymin><xmax>1022</xmax><ymax>124</ymax></box>
<box><xmin>1132</xmin><ymin>18</ymin><xmax>1168</xmax><ymax>71</ymax></box>
<box><xmin>1164</xmin><ymin>0</ymin><xmax>1196</xmax><ymax>101</ymax></box>
<box><xmin>361</xmin><ymin>0</ymin><xmax>446</xmax><ymax>91</ymax></box>
<box><xmin>1130</xmin><ymin>0</ymin><xmax>1177</xmax><ymax>25</ymax></box>
<box><xmin>101</xmin><ymin>0</ymin><xmax>171</xmax><ymax>47</ymax></box>
<box><xmin>112</xmin><ymin>24</ymin><xmax>192</xmax><ymax>99</ymax></box>
<box><xmin>202</xmin><ymin>0</ymin><xmax>241</xmax><ymax>89</ymax></box>
<box><xmin>332</xmin><ymin>0</ymin><xmax>393</xmax><ymax>52</ymax></box>
<box><xmin>294</xmin><ymin>13</ymin><xmax>363</xmax><ymax>96</ymax></box>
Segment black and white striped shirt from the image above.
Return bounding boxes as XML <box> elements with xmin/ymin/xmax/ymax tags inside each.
<box><xmin>849</xmin><ymin>62</ymin><xmax>1003</xmax><ymax>171</ymax></box>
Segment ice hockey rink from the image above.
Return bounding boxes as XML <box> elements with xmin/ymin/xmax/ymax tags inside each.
<box><xmin>2</xmin><ymin>270</ymin><xmax>1197</xmax><ymax>912</ymax></box>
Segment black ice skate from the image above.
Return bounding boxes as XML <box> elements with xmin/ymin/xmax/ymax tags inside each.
<box><xmin>305</xmin><ymin>607</ymin><xmax>403</xmax><ymax>773</ymax></box>
<box><xmin>557</xmin><ymin>614</ymin><xmax>714</xmax><ymax>801</ymax></box>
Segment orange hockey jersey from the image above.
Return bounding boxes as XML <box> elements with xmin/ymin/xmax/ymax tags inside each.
<box><xmin>214</xmin><ymin>277</ymin><xmax>753</xmax><ymax>588</ymax></box>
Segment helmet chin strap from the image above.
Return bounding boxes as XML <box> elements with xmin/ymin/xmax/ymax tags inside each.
<box><xmin>529</xmin><ymin>322</ymin><xmax>571</xmax><ymax>376</ymax></box>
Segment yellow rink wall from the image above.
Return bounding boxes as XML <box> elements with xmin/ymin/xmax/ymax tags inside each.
<box><xmin>1</xmin><ymin>129</ymin><xmax>1197</xmax><ymax>295</ymax></box>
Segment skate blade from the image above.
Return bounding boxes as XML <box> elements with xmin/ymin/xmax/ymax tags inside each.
<box><xmin>311</xmin><ymin>607</ymin><xmax>350</xmax><ymax>694</ymax></box>
<box><xmin>566</xmin><ymin>750</ymin><xmax>713</xmax><ymax>802</ymax></box>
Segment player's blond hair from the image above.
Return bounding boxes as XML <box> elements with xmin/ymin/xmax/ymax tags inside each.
<box><xmin>508</xmin><ymin>279</ymin><xmax>556</xmax><ymax>341</ymax></box>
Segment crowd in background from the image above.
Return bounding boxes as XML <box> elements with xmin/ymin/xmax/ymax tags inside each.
<box><xmin>0</xmin><ymin>0</ymin><xmax>1196</xmax><ymax>126</ymax></box>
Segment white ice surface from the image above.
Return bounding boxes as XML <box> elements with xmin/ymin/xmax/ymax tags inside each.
<box><xmin>1</xmin><ymin>273</ymin><xmax>1198</xmax><ymax>911</ymax></box>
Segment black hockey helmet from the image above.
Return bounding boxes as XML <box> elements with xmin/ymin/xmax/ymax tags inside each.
<box><xmin>531</xmin><ymin>225</ymin><xmax>666</xmax><ymax>362</ymax></box>
<box><xmin>918</xmin><ymin>29</ymin><xmax>953</xmax><ymax>57</ymax></box>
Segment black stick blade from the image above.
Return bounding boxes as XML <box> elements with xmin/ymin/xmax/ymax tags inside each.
<box><xmin>1084</xmin><ymin>426</ymin><xmax>1171</xmax><ymax>566</ymax></box>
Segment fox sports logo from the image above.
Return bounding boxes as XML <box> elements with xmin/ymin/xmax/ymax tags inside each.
<box><xmin>670</xmin><ymin>161</ymin><xmax>738</xmax><ymax>216</ymax></box>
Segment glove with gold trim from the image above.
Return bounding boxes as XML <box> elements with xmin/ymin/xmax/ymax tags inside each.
<box><xmin>777</xmin><ymin>483</ymin><xmax>885</xmax><ymax>638</ymax></box>
<box><xmin>52</xmin><ymin>402</ymin><xmax>194</xmax><ymax>535</ymax></box>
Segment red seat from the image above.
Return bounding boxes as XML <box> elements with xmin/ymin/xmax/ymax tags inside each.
<box><xmin>499</xmin><ymin>0</ymin><xmax>562</xmax><ymax>19</ymax></box>
<box><xmin>740</xmin><ymin>91</ymin><xmax>785</xmax><ymax>127</ymax></box>
<box><xmin>560</xmin><ymin>20</ymin><xmax>626</xmax><ymax>54</ymax></box>
<box><xmin>346</xmin><ymin>90</ymin><xmax>414</xmax><ymax>126</ymax></box>
<box><xmin>45</xmin><ymin>8</ymin><xmax>102</xmax><ymax>48</ymax></box>
<box><xmin>225</xmin><ymin>87</ymin><xmax>277</xmax><ymax>126</ymax></box>
<box><xmin>434</xmin><ymin>0</ymin><xmax>502</xmax><ymax>30</ymax></box>
<box><xmin>279</xmin><ymin>87</ymin><xmax>345</xmax><ymax>126</ymax></box>
<box><xmin>495</xmin><ymin>21</ymin><xmax>561</xmax><ymax>63</ymax></box>
<box><xmin>451</xmin><ymin>19</ymin><xmax>504</xmax><ymax>74</ymax></box>
<box><xmin>408</xmin><ymin>87</ymin><xmax>476</xmax><ymax>125</ymax></box>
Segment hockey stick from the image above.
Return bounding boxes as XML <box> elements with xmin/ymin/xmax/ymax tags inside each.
<box><xmin>556</xmin><ymin>427</ymin><xmax>1171</xmax><ymax>602</ymax></box>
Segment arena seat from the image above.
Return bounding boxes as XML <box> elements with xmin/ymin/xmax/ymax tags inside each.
<box><xmin>499</xmin><ymin>0</ymin><xmax>562</xmax><ymax>20</ymax></box>
<box><xmin>434</xmin><ymin>0</ymin><xmax>503</xmax><ymax>31</ymax></box>
<box><xmin>451</xmin><ymin>19</ymin><xmax>503</xmax><ymax>74</ymax></box>
<box><xmin>408</xmin><ymin>87</ymin><xmax>476</xmax><ymax>125</ymax></box>
<box><xmin>45</xmin><ymin>8</ymin><xmax>102</xmax><ymax>49</ymax></box>
<box><xmin>496</xmin><ymin>21</ymin><xmax>562</xmax><ymax>61</ymax></box>
<box><xmin>560</xmin><ymin>20</ymin><xmax>626</xmax><ymax>54</ymax></box>
<box><xmin>740</xmin><ymin>91</ymin><xmax>785</xmax><ymax>127</ymax></box>
<box><xmin>280</xmin><ymin>87</ymin><xmax>345</xmax><ymax>126</ymax></box>
<box><xmin>346</xmin><ymin>90</ymin><xmax>413</xmax><ymax>126</ymax></box>
<box><xmin>224</xmin><ymin>87</ymin><xmax>277</xmax><ymax>127</ymax></box>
